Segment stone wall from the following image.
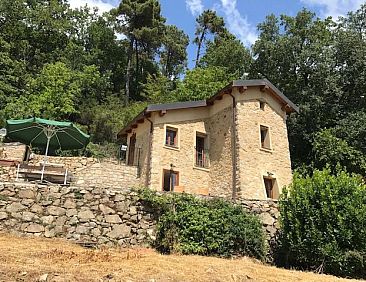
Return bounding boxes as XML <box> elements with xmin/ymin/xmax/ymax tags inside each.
<box><xmin>0</xmin><ymin>142</ymin><xmax>26</xmax><ymax>161</ymax></box>
<box><xmin>75</xmin><ymin>161</ymin><xmax>139</xmax><ymax>189</ymax></box>
<box><xmin>29</xmin><ymin>155</ymin><xmax>98</xmax><ymax>174</ymax></box>
<box><xmin>0</xmin><ymin>182</ymin><xmax>279</xmax><ymax>248</ymax></box>
<box><xmin>0</xmin><ymin>182</ymin><xmax>156</xmax><ymax>246</ymax></box>
<box><xmin>0</xmin><ymin>143</ymin><xmax>140</xmax><ymax>188</ymax></box>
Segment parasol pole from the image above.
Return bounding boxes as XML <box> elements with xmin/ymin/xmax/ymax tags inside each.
<box><xmin>40</xmin><ymin>126</ymin><xmax>53</xmax><ymax>182</ymax></box>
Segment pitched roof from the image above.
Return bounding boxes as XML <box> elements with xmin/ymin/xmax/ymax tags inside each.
<box><xmin>118</xmin><ymin>79</ymin><xmax>299</xmax><ymax>138</ymax></box>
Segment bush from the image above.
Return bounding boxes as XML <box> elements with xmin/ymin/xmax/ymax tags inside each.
<box><xmin>278</xmin><ymin>168</ymin><xmax>366</xmax><ymax>278</ymax></box>
<box><xmin>139</xmin><ymin>189</ymin><xmax>266</xmax><ymax>260</ymax></box>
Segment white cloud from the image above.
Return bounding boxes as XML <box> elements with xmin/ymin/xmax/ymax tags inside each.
<box><xmin>301</xmin><ymin>0</ymin><xmax>364</xmax><ymax>19</ymax></box>
<box><xmin>67</xmin><ymin>0</ymin><xmax>115</xmax><ymax>14</ymax></box>
<box><xmin>219</xmin><ymin>0</ymin><xmax>257</xmax><ymax>47</ymax></box>
<box><xmin>186</xmin><ymin>0</ymin><xmax>204</xmax><ymax>16</ymax></box>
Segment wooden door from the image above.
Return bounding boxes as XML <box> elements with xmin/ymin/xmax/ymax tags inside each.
<box><xmin>127</xmin><ymin>133</ymin><xmax>136</xmax><ymax>166</ymax></box>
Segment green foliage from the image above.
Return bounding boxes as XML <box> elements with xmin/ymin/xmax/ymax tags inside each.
<box><xmin>160</xmin><ymin>25</ymin><xmax>189</xmax><ymax>78</ymax></box>
<box><xmin>200</xmin><ymin>31</ymin><xmax>252</xmax><ymax>77</ymax></box>
<box><xmin>175</xmin><ymin>66</ymin><xmax>235</xmax><ymax>101</ymax></box>
<box><xmin>278</xmin><ymin>169</ymin><xmax>366</xmax><ymax>278</ymax></box>
<box><xmin>312</xmin><ymin>129</ymin><xmax>366</xmax><ymax>175</ymax></box>
<box><xmin>138</xmin><ymin>189</ymin><xmax>267</xmax><ymax>259</ymax></box>
<box><xmin>193</xmin><ymin>9</ymin><xmax>225</xmax><ymax>66</ymax></box>
<box><xmin>142</xmin><ymin>74</ymin><xmax>177</xmax><ymax>104</ymax></box>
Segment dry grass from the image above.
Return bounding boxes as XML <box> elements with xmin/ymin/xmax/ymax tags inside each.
<box><xmin>0</xmin><ymin>233</ymin><xmax>360</xmax><ymax>282</ymax></box>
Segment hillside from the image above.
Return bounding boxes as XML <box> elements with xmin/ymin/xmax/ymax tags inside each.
<box><xmin>0</xmin><ymin>233</ymin><xmax>358</xmax><ymax>282</ymax></box>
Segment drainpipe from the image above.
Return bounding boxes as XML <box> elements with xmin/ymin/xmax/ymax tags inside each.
<box><xmin>145</xmin><ymin>116</ymin><xmax>154</xmax><ymax>188</ymax></box>
<box><xmin>228</xmin><ymin>91</ymin><xmax>238</xmax><ymax>200</ymax></box>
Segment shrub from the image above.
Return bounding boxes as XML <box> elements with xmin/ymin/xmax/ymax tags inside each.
<box><xmin>139</xmin><ymin>189</ymin><xmax>266</xmax><ymax>260</ymax></box>
<box><xmin>278</xmin><ymin>168</ymin><xmax>366</xmax><ymax>278</ymax></box>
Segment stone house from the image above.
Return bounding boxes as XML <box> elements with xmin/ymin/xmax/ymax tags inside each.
<box><xmin>118</xmin><ymin>79</ymin><xmax>299</xmax><ymax>200</ymax></box>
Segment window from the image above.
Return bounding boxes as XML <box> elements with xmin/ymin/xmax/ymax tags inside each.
<box><xmin>264</xmin><ymin>177</ymin><xmax>274</xmax><ymax>198</ymax></box>
<box><xmin>163</xmin><ymin>169</ymin><xmax>179</xmax><ymax>191</ymax></box>
<box><xmin>260</xmin><ymin>125</ymin><xmax>271</xmax><ymax>149</ymax></box>
<box><xmin>195</xmin><ymin>133</ymin><xmax>209</xmax><ymax>168</ymax></box>
<box><xmin>260</xmin><ymin>101</ymin><xmax>265</xmax><ymax>110</ymax></box>
<box><xmin>165</xmin><ymin>127</ymin><xmax>178</xmax><ymax>147</ymax></box>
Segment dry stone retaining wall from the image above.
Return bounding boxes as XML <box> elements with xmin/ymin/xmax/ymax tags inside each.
<box><xmin>0</xmin><ymin>182</ymin><xmax>279</xmax><ymax>249</ymax></box>
<box><xmin>0</xmin><ymin>182</ymin><xmax>156</xmax><ymax>246</ymax></box>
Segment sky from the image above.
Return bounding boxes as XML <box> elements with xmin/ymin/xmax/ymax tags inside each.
<box><xmin>67</xmin><ymin>0</ymin><xmax>365</xmax><ymax>68</ymax></box>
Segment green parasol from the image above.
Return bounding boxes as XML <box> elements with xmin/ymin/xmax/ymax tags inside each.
<box><xmin>5</xmin><ymin>117</ymin><xmax>90</xmax><ymax>181</ymax></box>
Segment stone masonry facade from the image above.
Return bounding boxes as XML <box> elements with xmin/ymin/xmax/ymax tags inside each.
<box><xmin>124</xmin><ymin>84</ymin><xmax>294</xmax><ymax>200</ymax></box>
<box><xmin>0</xmin><ymin>182</ymin><xmax>279</xmax><ymax>247</ymax></box>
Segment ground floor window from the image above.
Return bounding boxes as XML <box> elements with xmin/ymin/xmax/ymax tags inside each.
<box><xmin>163</xmin><ymin>169</ymin><xmax>179</xmax><ymax>191</ymax></box>
<box><xmin>263</xmin><ymin>177</ymin><xmax>277</xmax><ymax>199</ymax></box>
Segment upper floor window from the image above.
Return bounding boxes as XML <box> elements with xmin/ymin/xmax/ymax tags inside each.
<box><xmin>165</xmin><ymin>127</ymin><xmax>178</xmax><ymax>147</ymax></box>
<box><xmin>195</xmin><ymin>133</ymin><xmax>209</xmax><ymax>168</ymax></box>
<box><xmin>260</xmin><ymin>125</ymin><xmax>271</xmax><ymax>150</ymax></box>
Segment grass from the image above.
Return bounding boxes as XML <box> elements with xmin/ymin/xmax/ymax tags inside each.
<box><xmin>0</xmin><ymin>233</ymin><xmax>360</xmax><ymax>282</ymax></box>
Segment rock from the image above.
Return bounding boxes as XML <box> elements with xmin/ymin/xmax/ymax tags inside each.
<box><xmin>38</xmin><ymin>273</ymin><xmax>48</xmax><ymax>282</ymax></box>
<box><xmin>68</xmin><ymin>216</ymin><xmax>79</xmax><ymax>225</ymax></box>
<box><xmin>54</xmin><ymin>216</ymin><xmax>67</xmax><ymax>227</ymax></box>
<box><xmin>78</xmin><ymin>209</ymin><xmax>95</xmax><ymax>221</ymax></box>
<box><xmin>18</xmin><ymin>189</ymin><xmax>35</xmax><ymax>199</ymax></box>
<box><xmin>0</xmin><ymin>212</ymin><xmax>7</xmax><ymax>220</ymax></box>
<box><xmin>116</xmin><ymin>202</ymin><xmax>129</xmax><ymax>213</ymax></box>
<box><xmin>40</xmin><ymin>200</ymin><xmax>53</xmax><ymax>206</ymax></box>
<box><xmin>91</xmin><ymin>228</ymin><xmax>101</xmax><ymax>237</ymax></box>
<box><xmin>44</xmin><ymin>228</ymin><xmax>55</xmax><ymax>238</ymax></box>
<box><xmin>107</xmin><ymin>225</ymin><xmax>131</xmax><ymax>239</ymax></box>
<box><xmin>66</xmin><ymin>209</ymin><xmax>77</xmax><ymax>217</ymax></box>
<box><xmin>41</xmin><ymin>215</ymin><xmax>54</xmax><ymax>225</ymax></box>
<box><xmin>105</xmin><ymin>215</ymin><xmax>122</xmax><ymax>224</ymax></box>
<box><xmin>266</xmin><ymin>225</ymin><xmax>277</xmax><ymax>237</ymax></box>
<box><xmin>47</xmin><ymin>206</ymin><xmax>66</xmax><ymax>216</ymax></box>
<box><xmin>63</xmin><ymin>199</ymin><xmax>76</xmax><ymax>209</ymax></box>
<box><xmin>6</xmin><ymin>202</ymin><xmax>26</xmax><ymax>213</ymax></box>
<box><xmin>99</xmin><ymin>204</ymin><xmax>115</xmax><ymax>215</ymax></box>
<box><xmin>129</xmin><ymin>206</ymin><xmax>137</xmax><ymax>215</ymax></box>
<box><xmin>75</xmin><ymin>225</ymin><xmax>89</xmax><ymax>234</ymax></box>
<box><xmin>26</xmin><ymin>224</ymin><xmax>44</xmax><ymax>233</ymax></box>
<box><xmin>30</xmin><ymin>204</ymin><xmax>43</xmax><ymax>214</ymax></box>
<box><xmin>259</xmin><ymin>213</ymin><xmax>275</xmax><ymax>226</ymax></box>
<box><xmin>22</xmin><ymin>211</ymin><xmax>35</xmax><ymax>221</ymax></box>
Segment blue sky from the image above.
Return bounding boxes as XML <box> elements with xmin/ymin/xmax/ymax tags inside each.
<box><xmin>68</xmin><ymin>0</ymin><xmax>365</xmax><ymax>68</ymax></box>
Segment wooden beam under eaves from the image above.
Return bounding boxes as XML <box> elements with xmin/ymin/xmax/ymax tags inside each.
<box><xmin>238</xmin><ymin>86</ymin><xmax>247</xmax><ymax>93</ymax></box>
<box><xmin>159</xmin><ymin>110</ymin><xmax>167</xmax><ymax>117</ymax></box>
<box><xmin>260</xmin><ymin>85</ymin><xmax>269</xmax><ymax>92</ymax></box>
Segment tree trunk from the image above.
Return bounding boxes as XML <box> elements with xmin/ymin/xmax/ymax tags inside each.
<box><xmin>195</xmin><ymin>28</ymin><xmax>206</xmax><ymax>67</ymax></box>
<box><xmin>125</xmin><ymin>39</ymin><xmax>134</xmax><ymax>105</ymax></box>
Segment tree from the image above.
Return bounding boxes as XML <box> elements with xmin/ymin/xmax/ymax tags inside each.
<box><xmin>174</xmin><ymin>66</ymin><xmax>235</xmax><ymax>101</ymax></box>
<box><xmin>193</xmin><ymin>10</ymin><xmax>225</xmax><ymax>67</ymax></box>
<box><xmin>279</xmin><ymin>169</ymin><xmax>366</xmax><ymax>278</ymax></box>
<box><xmin>251</xmin><ymin>10</ymin><xmax>342</xmax><ymax>168</ymax></box>
<box><xmin>200</xmin><ymin>31</ymin><xmax>252</xmax><ymax>77</ymax></box>
<box><xmin>112</xmin><ymin>0</ymin><xmax>166</xmax><ymax>104</ymax></box>
<box><xmin>160</xmin><ymin>25</ymin><xmax>189</xmax><ymax>78</ymax></box>
<box><xmin>312</xmin><ymin>129</ymin><xmax>366</xmax><ymax>175</ymax></box>
<box><xmin>142</xmin><ymin>74</ymin><xmax>177</xmax><ymax>104</ymax></box>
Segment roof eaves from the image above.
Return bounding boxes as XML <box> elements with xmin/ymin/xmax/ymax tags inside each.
<box><xmin>232</xmin><ymin>79</ymin><xmax>299</xmax><ymax>113</ymax></box>
<box><xmin>117</xmin><ymin>107</ymin><xmax>147</xmax><ymax>138</ymax></box>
